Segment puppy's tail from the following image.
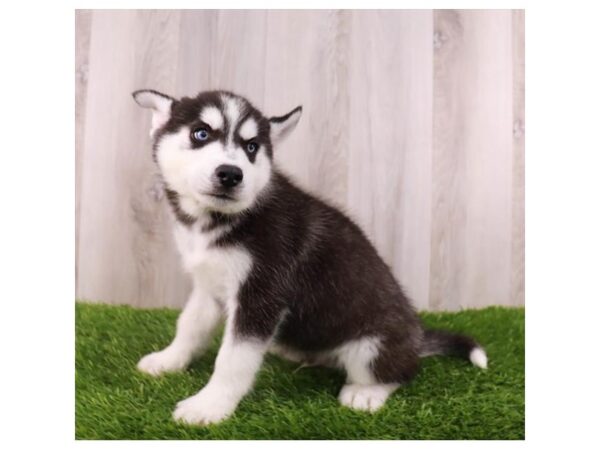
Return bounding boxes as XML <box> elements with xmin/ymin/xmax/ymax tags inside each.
<box><xmin>419</xmin><ymin>329</ymin><xmax>488</xmax><ymax>369</ymax></box>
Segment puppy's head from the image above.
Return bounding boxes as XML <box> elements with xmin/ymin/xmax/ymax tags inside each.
<box><xmin>133</xmin><ymin>89</ymin><xmax>301</xmax><ymax>217</ymax></box>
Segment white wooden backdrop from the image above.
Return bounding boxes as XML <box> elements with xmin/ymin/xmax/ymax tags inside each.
<box><xmin>75</xmin><ymin>10</ymin><xmax>525</xmax><ymax>311</ymax></box>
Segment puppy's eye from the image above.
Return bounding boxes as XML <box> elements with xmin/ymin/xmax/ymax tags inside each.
<box><xmin>246</xmin><ymin>142</ymin><xmax>259</xmax><ymax>153</ymax></box>
<box><xmin>192</xmin><ymin>128</ymin><xmax>210</xmax><ymax>141</ymax></box>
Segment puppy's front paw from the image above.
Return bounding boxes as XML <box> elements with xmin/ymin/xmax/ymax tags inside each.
<box><xmin>137</xmin><ymin>348</ymin><xmax>188</xmax><ymax>376</ymax></box>
<box><xmin>173</xmin><ymin>387</ymin><xmax>236</xmax><ymax>425</ymax></box>
<box><xmin>338</xmin><ymin>384</ymin><xmax>394</xmax><ymax>412</ymax></box>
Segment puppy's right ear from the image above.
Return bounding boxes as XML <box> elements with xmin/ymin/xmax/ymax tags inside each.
<box><xmin>132</xmin><ymin>89</ymin><xmax>175</xmax><ymax>138</ymax></box>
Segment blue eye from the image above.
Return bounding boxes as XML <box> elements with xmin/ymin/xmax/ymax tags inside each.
<box><xmin>247</xmin><ymin>142</ymin><xmax>259</xmax><ymax>153</ymax></box>
<box><xmin>192</xmin><ymin>128</ymin><xmax>210</xmax><ymax>141</ymax></box>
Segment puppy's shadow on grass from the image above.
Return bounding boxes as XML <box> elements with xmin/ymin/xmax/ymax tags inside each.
<box><xmin>260</xmin><ymin>354</ymin><xmax>346</xmax><ymax>397</ymax></box>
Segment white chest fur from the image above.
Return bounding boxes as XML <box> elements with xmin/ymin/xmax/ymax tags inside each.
<box><xmin>173</xmin><ymin>221</ymin><xmax>252</xmax><ymax>303</ymax></box>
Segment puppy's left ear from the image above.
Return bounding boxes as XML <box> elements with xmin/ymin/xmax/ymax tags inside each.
<box><xmin>269</xmin><ymin>106</ymin><xmax>302</xmax><ymax>146</ymax></box>
<box><xmin>132</xmin><ymin>89</ymin><xmax>175</xmax><ymax>138</ymax></box>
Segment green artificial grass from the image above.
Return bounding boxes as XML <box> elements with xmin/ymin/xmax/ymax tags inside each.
<box><xmin>75</xmin><ymin>302</ymin><xmax>524</xmax><ymax>440</ymax></box>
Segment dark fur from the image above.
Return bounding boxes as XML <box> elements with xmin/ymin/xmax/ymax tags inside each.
<box><xmin>214</xmin><ymin>171</ymin><xmax>425</xmax><ymax>382</ymax></box>
<box><xmin>147</xmin><ymin>89</ymin><xmax>484</xmax><ymax>385</ymax></box>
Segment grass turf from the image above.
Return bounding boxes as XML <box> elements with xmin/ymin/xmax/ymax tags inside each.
<box><xmin>75</xmin><ymin>302</ymin><xmax>524</xmax><ymax>440</ymax></box>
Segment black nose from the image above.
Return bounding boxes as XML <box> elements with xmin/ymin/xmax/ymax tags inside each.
<box><xmin>215</xmin><ymin>164</ymin><xmax>243</xmax><ymax>188</ymax></box>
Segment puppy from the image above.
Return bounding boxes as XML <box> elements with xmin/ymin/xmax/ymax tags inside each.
<box><xmin>132</xmin><ymin>89</ymin><xmax>487</xmax><ymax>425</ymax></box>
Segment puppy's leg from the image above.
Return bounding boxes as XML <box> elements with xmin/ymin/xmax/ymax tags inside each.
<box><xmin>337</xmin><ymin>337</ymin><xmax>400</xmax><ymax>413</ymax></box>
<box><xmin>137</xmin><ymin>287</ymin><xmax>221</xmax><ymax>376</ymax></box>
<box><xmin>173</xmin><ymin>319</ymin><xmax>268</xmax><ymax>425</ymax></box>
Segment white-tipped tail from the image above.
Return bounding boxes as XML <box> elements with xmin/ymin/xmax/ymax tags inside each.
<box><xmin>469</xmin><ymin>347</ymin><xmax>488</xmax><ymax>369</ymax></box>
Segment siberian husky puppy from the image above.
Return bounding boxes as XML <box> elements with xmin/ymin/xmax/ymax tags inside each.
<box><xmin>132</xmin><ymin>89</ymin><xmax>487</xmax><ymax>425</ymax></box>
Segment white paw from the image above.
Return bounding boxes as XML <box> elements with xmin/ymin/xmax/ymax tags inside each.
<box><xmin>173</xmin><ymin>386</ymin><xmax>236</xmax><ymax>425</ymax></box>
<box><xmin>338</xmin><ymin>384</ymin><xmax>396</xmax><ymax>412</ymax></box>
<box><xmin>137</xmin><ymin>348</ymin><xmax>189</xmax><ymax>376</ymax></box>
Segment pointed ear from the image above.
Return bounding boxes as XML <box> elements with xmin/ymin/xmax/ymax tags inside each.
<box><xmin>269</xmin><ymin>106</ymin><xmax>302</xmax><ymax>146</ymax></box>
<box><xmin>132</xmin><ymin>89</ymin><xmax>175</xmax><ymax>138</ymax></box>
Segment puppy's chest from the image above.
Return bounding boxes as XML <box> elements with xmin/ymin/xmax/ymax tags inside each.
<box><xmin>173</xmin><ymin>223</ymin><xmax>252</xmax><ymax>298</ymax></box>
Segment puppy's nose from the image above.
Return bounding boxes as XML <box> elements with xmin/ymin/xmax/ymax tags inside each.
<box><xmin>215</xmin><ymin>164</ymin><xmax>243</xmax><ymax>188</ymax></box>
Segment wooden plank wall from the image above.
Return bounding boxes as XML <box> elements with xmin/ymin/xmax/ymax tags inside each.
<box><xmin>76</xmin><ymin>10</ymin><xmax>525</xmax><ymax>311</ymax></box>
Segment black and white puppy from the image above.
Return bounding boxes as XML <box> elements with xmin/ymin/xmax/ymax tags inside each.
<box><xmin>132</xmin><ymin>89</ymin><xmax>487</xmax><ymax>425</ymax></box>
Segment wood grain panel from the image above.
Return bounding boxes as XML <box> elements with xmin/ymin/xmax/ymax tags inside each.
<box><xmin>211</xmin><ymin>10</ymin><xmax>268</xmax><ymax>102</ymax></box>
<box><xmin>75</xmin><ymin>10</ymin><xmax>93</xmax><ymax>293</ymax></box>
<box><xmin>431</xmin><ymin>10</ymin><xmax>513</xmax><ymax>310</ymax></box>
<box><xmin>175</xmin><ymin>10</ymin><xmax>216</xmax><ymax>97</ymax></box>
<box><xmin>347</xmin><ymin>10</ymin><xmax>433</xmax><ymax>309</ymax></box>
<box><xmin>263</xmin><ymin>10</ymin><xmax>350</xmax><ymax>208</ymax></box>
<box><xmin>75</xmin><ymin>10</ymin><xmax>524</xmax><ymax>310</ymax></box>
<box><xmin>511</xmin><ymin>10</ymin><xmax>525</xmax><ymax>307</ymax></box>
<box><xmin>77</xmin><ymin>10</ymin><xmax>190</xmax><ymax>307</ymax></box>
